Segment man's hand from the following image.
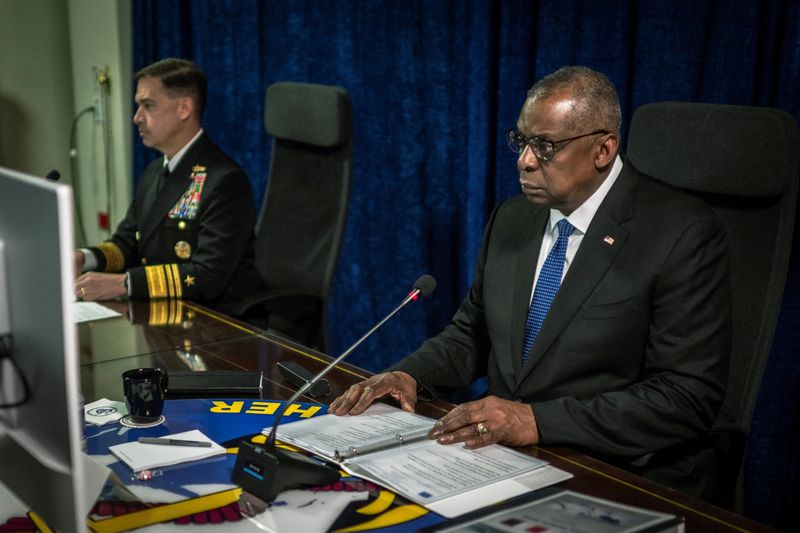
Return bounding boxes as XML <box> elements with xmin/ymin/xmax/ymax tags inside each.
<box><xmin>73</xmin><ymin>250</ymin><xmax>86</xmax><ymax>279</ymax></box>
<box><xmin>428</xmin><ymin>396</ymin><xmax>539</xmax><ymax>449</ymax></box>
<box><xmin>75</xmin><ymin>272</ymin><xmax>126</xmax><ymax>301</ymax></box>
<box><xmin>328</xmin><ymin>371</ymin><xmax>418</xmax><ymax>416</ymax></box>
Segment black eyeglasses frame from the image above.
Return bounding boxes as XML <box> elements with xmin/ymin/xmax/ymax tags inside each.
<box><xmin>506</xmin><ymin>129</ymin><xmax>609</xmax><ymax>161</ymax></box>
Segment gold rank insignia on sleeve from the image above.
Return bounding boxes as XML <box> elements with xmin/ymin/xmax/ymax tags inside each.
<box><xmin>97</xmin><ymin>242</ymin><xmax>125</xmax><ymax>272</ymax></box>
<box><xmin>145</xmin><ymin>264</ymin><xmax>183</xmax><ymax>299</ymax></box>
<box><xmin>184</xmin><ymin>275</ymin><xmax>195</xmax><ymax>286</ymax></box>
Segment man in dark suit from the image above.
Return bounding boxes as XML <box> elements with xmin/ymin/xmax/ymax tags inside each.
<box><xmin>74</xmin><ymin>58</ymin><xmax>262</xmax><ymax>314</ymax></box>
<box><xmin>330</xmin><ymin>66</ymin><xmax>731</xmax><ymax>497</ymax></box>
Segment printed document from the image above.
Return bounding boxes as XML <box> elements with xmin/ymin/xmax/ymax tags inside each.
<box><xmin>431</xmin><ymin>489</ymin><xmax>684</xmax><ymax>532</ymax></box>
<box><xmin>273</xmin><ymin>404</ymin><xmax>572</xmax><ymax>517</ymax></box>
<box><xmin>73</xmin><ymin>301</ymin><xmax>121</xmax><ymax>323</ymax></box>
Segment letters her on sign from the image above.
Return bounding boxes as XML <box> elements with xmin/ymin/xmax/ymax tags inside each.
<box><xmin>209</xmin><ymin>400</ymin><xmax>322</xmax><ymax>418</ymax></box>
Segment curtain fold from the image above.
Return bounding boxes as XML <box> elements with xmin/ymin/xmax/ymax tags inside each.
<box><xmin>132</xmin><ymin>1</ymin><xmax>800</xmax><ymax>528</ymax></box>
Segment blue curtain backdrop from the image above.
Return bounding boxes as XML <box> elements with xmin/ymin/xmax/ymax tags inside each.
<box><xmin>132</xmin><ymin>1</ymin><xmax>800</xmax><ymax>528</ymax></box>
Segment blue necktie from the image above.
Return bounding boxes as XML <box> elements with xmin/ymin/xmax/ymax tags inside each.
<box><xmin>521</xmin><ymin>218</ymin><xmax>574</xmax><ymax>364</ymax></box>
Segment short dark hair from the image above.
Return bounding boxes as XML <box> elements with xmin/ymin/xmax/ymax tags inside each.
<box><xmin>135</xmin><ymin>58</ymin><xmax>207</xmax><ymax>118</ymax></box>
<box><xmin>527</xmin><ymin>66</ymin><xmax>621</xmax><ymax>136</ymax></box>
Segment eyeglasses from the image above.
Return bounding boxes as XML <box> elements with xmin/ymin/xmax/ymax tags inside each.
<box><xmin>506</xmin><ymin>129</ymin><xmax>609</xmax><ymax>161</ymax></box>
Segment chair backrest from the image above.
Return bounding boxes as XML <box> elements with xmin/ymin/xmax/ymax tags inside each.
<box><xmin>256</xmin><ymin>82</ymin><xmax>352</xmax><ymax>350</ymax></box>
<box><xmin>627</xmin><ymin>101</ymin><xmax>799</xmax><ymax>508</ymax></box>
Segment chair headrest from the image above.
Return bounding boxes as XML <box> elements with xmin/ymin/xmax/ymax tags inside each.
<box><xmin>627</xmin><ymin>102</ymin><xmax>799</xmax><ymax>198</ymax></box>
<box><xmin>264</xmin><ymin>82</ymin><xmax>351</xmax><ymax>148</ymax></box>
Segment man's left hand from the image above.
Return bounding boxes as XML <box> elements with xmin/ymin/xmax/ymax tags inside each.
<box><xmin>427</xmin><ymin>396</ymin><xmax>539</xmax><ymax>449</ymax></box>
<box><xmin>75</xmin><ymin>272</ymin><xmax>127</xmax><ymax>301</ymax></box>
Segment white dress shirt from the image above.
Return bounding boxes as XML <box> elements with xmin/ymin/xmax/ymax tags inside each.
<box><xmin>529</xmin><ymin>155</ymin><xmax>624</xmax><ymax>302</ymax></box>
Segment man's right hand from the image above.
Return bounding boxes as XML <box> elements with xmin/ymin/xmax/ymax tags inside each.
<box><xmin>73</xmin><ymin>250</ymin><xmax>86</xmax><ymax>279</ymax></box>
<box><xmin>328</xmin><ymin>371</ymin><xmax>418</xmax><ymax>416</ymax></box>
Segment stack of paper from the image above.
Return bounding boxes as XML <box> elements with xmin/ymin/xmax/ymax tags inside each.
<box><xmin>273</xmin><ymin>403</ymin><xmax>573</xmax><ymax>518</ymax></box>
<box><xmin>109</xmin><ymin>429</ymin><xmax>225</xmax><ymax>472</ymax></box>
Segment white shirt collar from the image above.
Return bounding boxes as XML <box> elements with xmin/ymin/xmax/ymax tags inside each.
<box><xmin>547</xmin><ymin>154</ymin><xmax>624</xmax><ymax>235</ymax></box>
<box><xmin>163</xmin><ymin>128</ymin><xmax>204</xmax><ymax>173</ymax></box>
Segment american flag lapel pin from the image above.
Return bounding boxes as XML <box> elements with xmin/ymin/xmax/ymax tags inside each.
<box><xmin>603</xmin><ymin>235</ymin><xmax>615</xmax><ymax>246</ymax></box>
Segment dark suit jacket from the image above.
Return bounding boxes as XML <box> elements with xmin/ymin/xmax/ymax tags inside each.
<box><xmin>89</xmin><ymin>133</ymin><xmax>262</xmax><ymax>313</ymax></box>
<box><xmin>391</xmin><ymin>160</ymin><xmax>732</xmax><ymax>496</ymax></box>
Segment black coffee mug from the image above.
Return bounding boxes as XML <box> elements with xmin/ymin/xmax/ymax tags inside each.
<box><xmin>122</xmin><ymin>368</ymin><xmax>169</xmax><ymax>423</ymax></box>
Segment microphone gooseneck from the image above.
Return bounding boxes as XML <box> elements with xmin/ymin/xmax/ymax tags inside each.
<box><xmin>232</xmin><ymin>274</ymin><xmax>437</xmax><ymax>503</ymax></box>
<box><xmin>265</xmin><ymin>274</ymin><xmax>438</xmax><ymax>449</ymax></box>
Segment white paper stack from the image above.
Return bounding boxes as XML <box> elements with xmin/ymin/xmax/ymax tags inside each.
<box><xmin>109</xmin><ymin>429</ymin><xmax>225</xmax><ymax>472</ymax></box>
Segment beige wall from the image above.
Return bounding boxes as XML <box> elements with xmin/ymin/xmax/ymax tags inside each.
<box><xmin>67</xmin><ymin>0</ymin><xmax>132</xmax><ymax>247</ymax></box>
<box><xmin>0</xmin><ymin>0</ymin><xmax>131</xmax><ymax>247</ymax></box>
<box><xmin>0</xmin><ymin>0</ymin><xmax>75</xmax><ymax>182</ymax></box>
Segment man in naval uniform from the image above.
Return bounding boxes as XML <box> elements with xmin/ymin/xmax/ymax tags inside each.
<box><xmin>74</xmin><ymin>58</ymin><xmax>262</xmax><ymax>314</ymax></box>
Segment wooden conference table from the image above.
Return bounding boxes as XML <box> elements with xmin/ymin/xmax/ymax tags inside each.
<box><xmin>79</xmin><ymin>300</ymin><xmax>774</xmax><ymax>533</ymax></box>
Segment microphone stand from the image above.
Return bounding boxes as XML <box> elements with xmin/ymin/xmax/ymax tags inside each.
<box><xmin>232</xmin><ymin>276</ymin><xmax>436</xmax><ymax>502</ymax></box>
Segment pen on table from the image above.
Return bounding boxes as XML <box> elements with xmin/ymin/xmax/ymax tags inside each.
<box><xmin>137</xmin><ymin>437</ymin><xmax>213</xmax><ymax>447</ymax></box>
<box><xmin>334</xmin><ymin>427</ymin><xmax>431</xmax><ymax>460</ymax></box>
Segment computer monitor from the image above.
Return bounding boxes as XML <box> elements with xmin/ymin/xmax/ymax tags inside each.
<box><xmin>0</xmin><ymin>166</ymin><xmax>86</xmax><ymax>533</ymax></box>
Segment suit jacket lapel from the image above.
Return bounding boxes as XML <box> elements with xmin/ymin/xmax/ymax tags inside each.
<box><xmin>138</xmin><ymin>163</ymin><xmax>161</xmax><ymax>227</ymax></box>
<box><xmin>140</xmin><ymin>134</ymin><xmax>208</xmax><ymax>245</ymax></box>
<box><xmin>516</xmin><ymin>165</ymin><xmax>638</xmax><ymax>384</ymax></box>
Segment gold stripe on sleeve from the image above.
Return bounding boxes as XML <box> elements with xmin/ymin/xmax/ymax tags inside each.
<box><xmin>169</xmin><ymin>263</ymin><xmax>183</xmax><ymax>298</ymax></box>
<box><xmin>97</xmin><ymin>242</ymin><xmax>125</xmax><ymax>272</ymax></box>
<box><xmin>164</xmin><ymin>263</ymin><xmax>176</xmax><ymax>298</ymax></box>
<box><xmin>145</xmin><ymin>265</ymin><xmax>168</xmax><ymax>298</ymax></box>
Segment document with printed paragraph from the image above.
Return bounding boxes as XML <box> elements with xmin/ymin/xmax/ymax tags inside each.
<box><xmin>272</xmin><ymin>403</ymin><xmax>573</xmax><ymax>518</ymax></box>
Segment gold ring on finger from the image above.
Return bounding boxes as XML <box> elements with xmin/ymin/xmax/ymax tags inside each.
<box><xmin>80</xmin><ymin>287</ymin><xmax>86</xmax><ymax>297</ymax></box>
<box><xmin>476</xmin><ymin>422</ymin><xmax>489</xmax><ymax>436</ymax></box>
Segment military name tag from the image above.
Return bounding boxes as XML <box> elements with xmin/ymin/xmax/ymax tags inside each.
<box><xmin>174</xmin><ymin>241</ymin><xmax>192</xmax><ymax>259</ymax></box>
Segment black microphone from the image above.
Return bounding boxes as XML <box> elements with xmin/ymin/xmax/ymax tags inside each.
<box><xmin>232</xmin><ymin>274</ymin><xmax>437</xmax><ymax>502</ymax></box>
<box><xmin>45</xmin><ymin>170</ymin><xmax>60</xmax><ymax>182</ymax></box>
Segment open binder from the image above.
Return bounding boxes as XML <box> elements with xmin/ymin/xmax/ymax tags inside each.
<box><xmin>271</xmin><ymin>403</ymin><xmax>573</xmax><ymax>518</ymax></box>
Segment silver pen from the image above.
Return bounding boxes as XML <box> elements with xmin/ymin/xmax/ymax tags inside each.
<box><xmin>138</xmin><ymin>437</ymin><xmax>213</xmax><ymax>447</ymax></box>
<box><xmin>334</xmin><ymin>426</ymin><xmax>431</xmax><ymax>460</ymax></box>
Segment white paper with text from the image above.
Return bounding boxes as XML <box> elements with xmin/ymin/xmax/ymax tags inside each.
<box><xmin>273</xmin><ymin>403</ymin><xmax>434</xmax><ymax>460</ymax></box>
<box><xmin>273</xmin><ymin>403</ymin><xmax>573</xmax><ymax>517</ymax></box>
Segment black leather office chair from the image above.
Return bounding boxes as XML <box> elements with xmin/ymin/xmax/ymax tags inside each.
<box><xmin>233</xmin><ymin>82</ymin><xmax>353</xmax><ymax>353</ymax></box>
<box><xmin>626</xmin><ymin>102</ymin><xmax>799</xmax><ymax>511</ymax></box>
